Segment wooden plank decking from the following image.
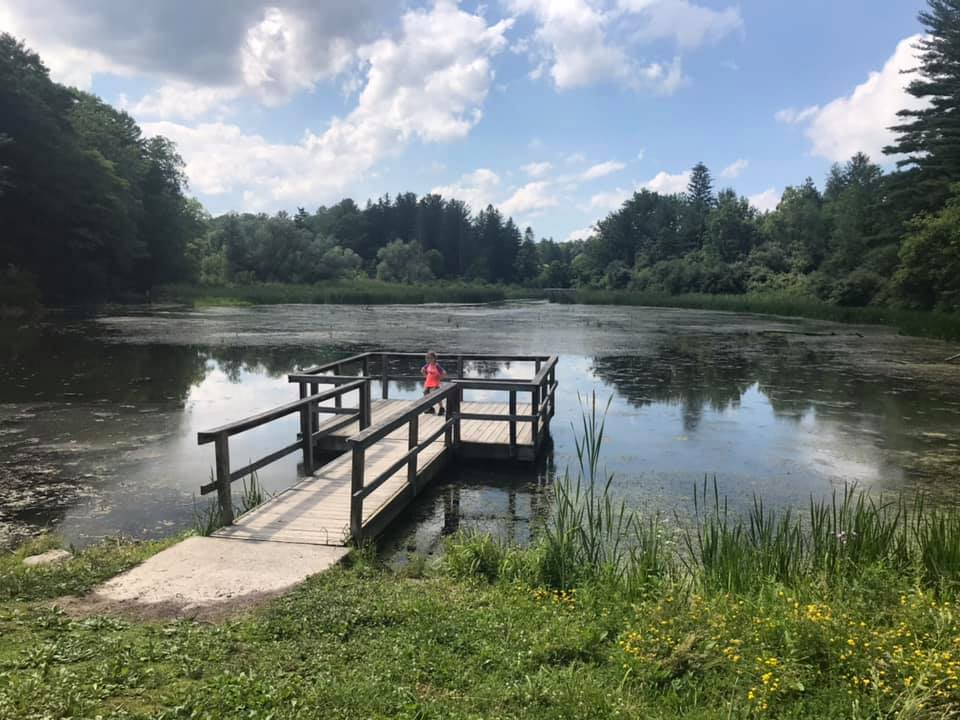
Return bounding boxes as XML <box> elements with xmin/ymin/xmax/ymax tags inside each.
<box><xmin>216</xmin><ymin>413</ymin><xmax>449</xmax><ymax>546</ymax></box>
<box><xmin>314</xmin><ymin>399</ymin><xmax>534</xmax><ymax>442</ymax></box>
<box><xmin>199</xmin><ymin>352</ymin><xmax>558</xmax><ymax>549</ymax></box>
<box><xmin>216</xmin><ymin>400</ymin><xmax>540</xmax><ymax>546</ymax></box>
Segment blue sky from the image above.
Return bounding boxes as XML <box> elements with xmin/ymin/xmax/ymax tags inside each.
<box><xmin>1</xmin><ymin>0</ymin><xmax>927</xmax><ymax>241</ymax></box>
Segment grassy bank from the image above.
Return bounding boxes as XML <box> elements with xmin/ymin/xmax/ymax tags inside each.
<box><xmin>2</xmin><ymin>496</ymin><xmax>959</xmax><ymax>718</ymax></box>
<box><xmin>546</xmin><ymin>288</ymin><xmax>960</xmax><ymax>343</ymax></box>
<box><xmin>3</xmin><ymin>405</ymin><xmax>960</xmax><ymax>718</ymax></box>
<box><xmin>154</xmin><ymin>280</ymin><xmax>517</xmax><ymax>306</ymax></box>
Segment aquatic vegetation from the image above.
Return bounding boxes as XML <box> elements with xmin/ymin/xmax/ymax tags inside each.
<box><xmin>548</xmin><ymin>289</ymin><xmax>960</xmax><ymax>342</ymax></box>
<box><xmin>155</xmin><ymin>279</ymin><xmax>511</xmax><ymax>306</ymax></box>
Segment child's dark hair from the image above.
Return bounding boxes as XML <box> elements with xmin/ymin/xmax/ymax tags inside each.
<box><xmin>426</xmin><ymin>350</ymin><xmax>437</xmax><ymax>361</ymax></box>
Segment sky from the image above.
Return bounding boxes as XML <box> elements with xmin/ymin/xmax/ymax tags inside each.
<box><xmin>0</xmin><ymin>0</ymin><xmax>928</xmax><ymax>242</ymax></box>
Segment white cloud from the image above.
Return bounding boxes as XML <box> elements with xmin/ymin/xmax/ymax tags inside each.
<box><xmin>644</xmin><ymin>169</ymin><xmax>691</xmax><ymax>194</ymax></box>
<box><xmin>748</xmin><ymin>188</ymin><xmax>780</xmax><ymax>213</ymax></box>
<box><xmin>0</xmin><ymin>3</ymin><xmax>133</xmax><ymax>88</ymax></box>
<box><xmin>0</xmin><ymin>1</ymin><xmax>396</xmax><ymax>97</ymax></box>
<box><xmin>720</xmin><ymin>158</ymin><xmax>748</xmax><ymax>179</ymax></box>
<box><xmin>120</xmin><ymin>83</ymin><xmax>241</xmax><ymax>121</ymax></box>
<box><xmin>566</xmin><ymin>226</ymin><xmax>594</xmax><ymax>242</ymax></box>
<box><xmin>566</xmin><ymin>152</ymin><xmax>587</xmax><ymax>165</ymax></box>
<box><xmin>778</xmin><ymin>35</ymin><xmax>927</xmax><ymax>162</ymax></box>
<box><xmin>507</xmin><ymin>0</ymin><xmax>738</xmax><ymax>92</ymax></box>
<box><xmin>432</xmin><ymin>170</ymin><xmax>559</xmax><ymax>216</ymax></box>
<box><xmin>521</xmin><ymin>161</ymin><xmax>553</xmax><ymax>177</ymax></box>
<box><xmin>587</xmin><ymin>166</ymin><xmax>691</xmax><ymax>211</ymax></box>
<box><xmin>142</xmin><ymin>3</ymin><xmax>511</xmax><ymax>207</ymax></box>
<box><xmin>774</xmin><ymin>105</ymin><xmax>820</xmax><ymax>125</ymax></box>
<box><xmin>581</xmin><ymin>160</ymin><xmax>626</xmax><ymax>181</ymax></box>
<box><xmin>432</xmin><ymin>168</ymin><xmax>503</xmax><ymax>211</ymax></box>
<box><xmin>589</xmin><ymin>188</ymin><xmax>631</xmax><ymax>211</ymax></box>
<box><xmin>501</xmin><ymin>181</ymin><xmax>559</xmax><ymax>215</ymax></box>
<box><xmin>618</xmin><ymin>0</ymin><xmax>743</xmax><ymax>49</ymax></box>
<box><xmin>240</xmin><ymin>7</ymin><xmax>353</xmax><ymax>105</ymax></box>
<box><xmin>636</xmin><ymin>148</ymin><xmax>645</xmax><ymax>161</ymax></box>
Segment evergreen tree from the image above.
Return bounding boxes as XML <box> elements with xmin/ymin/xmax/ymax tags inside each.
<box><xmin>886</xmin><ymin>2</ymin><xmax>960</xmax><ymax>187</ymax></box>
<box><xmin>684</xmin><ymin>162</ymin><xmax>715</xmax><ymax>252</ymax></box>
<box><xmin>514</xmin><ymin>227</ymin><xmax>540</xmax><ymax>284</ymax></box>
<box><xmin>687</xmin><ymin>162</ymin><xmax>715</xmax><ymax>209</ymax></box>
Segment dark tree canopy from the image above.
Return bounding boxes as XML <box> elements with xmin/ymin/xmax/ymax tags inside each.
<box><xmin>5</xmin><ymin>2</ymin><xmax>960</xmax><ymax>314</ymax></box>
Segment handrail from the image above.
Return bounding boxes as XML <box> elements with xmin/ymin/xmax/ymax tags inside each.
<box><xmin>531</xmin><ymin>355</ymin><xmax>558</xmax><ymax>388</ymax></box>
<box><xmin>302</xmin><ymin>351</ymin><xmax>372</xmax><ymax>375</ymax></box>
<box><xmin>198</xmin><ymin>380</ymin><xmax>367</xmax><ymax>442</ymax></box>
<box><xmin>355</xmin><ymin>415</ymin><xmax>457</xmax><ymax>501</ymax></box>
<box><xmin>348</xmin><ymin>383</ymin><xmax>458</xmax><ymax>448</ymax></box>
<box><xmin>348</xmin><ymin>382</ymin><xmax>461</xmax><ymax>540</ymax></box>
<box><xmin>197</xmin><ymin>378</ymin><xmax>372</xmax><ymax>526</ymax></box>
<box><xmin>287</xmin><ymin>373</ymin><xmax>367</xmax><ymax>385</ymax></box>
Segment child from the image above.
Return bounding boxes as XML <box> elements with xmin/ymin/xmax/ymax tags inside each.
<box><xmin>421</xmin><ymin>351</ymin><xmax>447</xmax><ymax>415</ymax></box>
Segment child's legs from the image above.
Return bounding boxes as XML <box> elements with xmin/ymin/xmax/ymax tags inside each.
<box><xmin>423</xmin><ymin>386</ymin><xmax>444</xmax><ymax>411</ymax></box>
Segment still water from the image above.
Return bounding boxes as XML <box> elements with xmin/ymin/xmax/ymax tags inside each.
<box><xmin>1</xmin><ymin>302</ymin><xmax>958</xmax><ymax>554</ymax></box>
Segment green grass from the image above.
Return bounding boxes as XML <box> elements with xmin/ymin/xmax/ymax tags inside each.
<box><xmin>2</xmin><ymin>527</ymin><xmax>959</xmax><ymax>717</ymax></box>
<box><xmin>154</xmin><ymin>279</ymin><xmax>513</xmax><ymax>306</ymax></box>
<box><xmin>546</xmin><ymin>288</ymin><xmax>960</xmax><ymax>342</ymax></box>
<box><xmin>3</xmin><ymin>401</ymin><xmax>960</xmax><ymax>717</ymax></box>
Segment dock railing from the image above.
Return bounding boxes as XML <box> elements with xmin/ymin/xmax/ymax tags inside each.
<box><xmin>346</xmin><ymin>382</ymin><xmax>460</xmax><ymax>540</ymax></box>
<box><xmin>198</xmin><ymin>352</ymin><xmax>557</xmax><ymax>532</ymax></box>
<box><xmin>291</xmin><ymin>351</ymin><xmax>557</xmax><ymax>458</ymax></box>
<box><xmin>197</xmin><ymin>379</ymin><xmax>371</xmax><ymax>524</ymax></box>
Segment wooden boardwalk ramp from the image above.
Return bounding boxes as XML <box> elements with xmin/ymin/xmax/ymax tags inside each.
<box><xmin>198</xmin><ymin>352</ymin><xmax>558</xmax><ymax>546</ymax></box>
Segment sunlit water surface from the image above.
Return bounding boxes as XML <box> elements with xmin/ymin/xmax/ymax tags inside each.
<box><xmin>1</xmin><ymin>302</ymin><xmax>958</xmax><ymax>556</ymax></box>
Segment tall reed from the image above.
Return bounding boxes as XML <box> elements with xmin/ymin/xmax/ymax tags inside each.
<box><xmin>446</xmin><ymin>397</ymin><xmax>960</xmax><ymax>596</ymax></box>
<box><xmin>539</xmin><ymin>393</ymin><xmax>667</xmax><ymax>591</ymax></box>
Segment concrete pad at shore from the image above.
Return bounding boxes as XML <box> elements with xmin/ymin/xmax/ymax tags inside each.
<box><xmin>61</xmin><ymin>537</ymin><xmax>349</xmax><ymax>621</ymax></box>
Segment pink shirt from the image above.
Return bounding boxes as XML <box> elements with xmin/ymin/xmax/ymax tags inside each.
<box><xmin>422</xmin><ymin>362</ymin><xmax>445</xmax><ymax>388</ymax></box>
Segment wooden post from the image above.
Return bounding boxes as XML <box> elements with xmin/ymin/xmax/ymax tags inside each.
<box><xmin>535</xmin><ymin>359</ymin><xmax>542</xmax><ymax>375</ymax></box>
<box><xmin>214</xmin><ymin>433</ymin><xmax>234</xmax><ymax>525</ymax></box>
<box><xmin>359</xmin><ymin>380</ymin><xmax>371</xmax><ymax>430</ymax></box>
<box><xmin>297</xmin><ymin>382</ymin><xmax>306</xmax><ymax>440</ymax></box>
<box><xmin>334</xmin><ymin>364</ymin><xmax>343</xmax><ymax>409</ymax></box>
<box><xmin>531</xmin><ymin>385</ymin><xmax>540</xmax><ymax>450</ymax></box>
<box><xmin>361</xmin><ymin>355</ymin><xmax>369</xmax><ymax>378</ymax></box>
<box><xmin>548</xmin><ymin>366</ymin><xmax>556</xmax><ymax>419</ymax></box>
<box><xmin>301</xmin><ymin>401</ymin><xmax>314</xmax><ymax>475</ymax></box>
<box><xmin>456</xmin><ymin>355</ymin><xmax>463</xmax><ymax>379</ymax></box>
<box><xmin>310</xmin><ymin>381</ymin><xmax>319</xmax><ymax>431</ymax></box>
<box><xmin>451</xmin><ymin>386</ymin><xmax>461</xmax><ymax>447</ymax></box>
<box><xmin>408</xmin><ymin>416</ymin><xmax>419</xmax><ymax>490</ymax></box>
<box><xmin>350</xmin><ymin>445</ymin><xmax>365</xmax><ymax>541</ymax></box>
<box><xmin>381</xmin><ymin>354</ymin><xmax>389</xmax><ymax>399</ymax></box>
<box><xmin>509</xmin><ymin>389</ymin><xmax>517</xmax><ymax>456</ymax></box>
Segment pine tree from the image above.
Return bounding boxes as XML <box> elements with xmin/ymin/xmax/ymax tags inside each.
<box><xmin>686</xmin><ymin>162</ymin><xmax>715</xmax><ymax>210</ymax></box>
<box><xmin>684</xmin><ymin>162</ymin><xmax>715</xmax><ymax>252</ymax></box>
<box><xmin>885</xmin><ymin>1</ymin><xmax>960</xmax><ymax>208</ymax></box>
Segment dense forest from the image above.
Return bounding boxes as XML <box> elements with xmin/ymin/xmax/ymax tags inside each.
<box><xmin>1</xmin><ymin>0</ymin><xmax>959</xmax><ymax>312</ymax></box>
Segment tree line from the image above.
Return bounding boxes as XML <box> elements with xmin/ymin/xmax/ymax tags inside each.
<box><xmin>0</xmin><ymin>34</ymin><xmax>203</xmax><ymax>304</ymax></box>
<box><xmin>2</xmin><ymin>0</ymin><xmax>959</xmax><ymax>312</ymax></box>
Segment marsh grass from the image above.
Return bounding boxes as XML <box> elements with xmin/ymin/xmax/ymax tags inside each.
<box><xmin>547</xmin><ymin>288</ymin><xmax>960</xmax><ymax>342</ymax></box>
<box><xmin>155</xmin><ymin>280</ymin><xmax>510</xmax><ymax>306</ymax></box>
<box><xmin>193</xmin><ymin>470</ymin><xmax>271</xmax><ymax>536</ymax></box>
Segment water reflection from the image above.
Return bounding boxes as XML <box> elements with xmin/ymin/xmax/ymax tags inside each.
<box><xmin>1</xmin><ymin>304</ymin><xmax>959</xmax><ymax>550</ymax></box>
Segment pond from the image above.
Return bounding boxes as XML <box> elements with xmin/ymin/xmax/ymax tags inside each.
<box><xmin>1</xmin><ymin>302</ymin><xmax>959</xmax><ymax>555</ymax></box>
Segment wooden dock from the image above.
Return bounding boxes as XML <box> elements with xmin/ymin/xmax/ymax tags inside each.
<box><xmin>198</xmin><ymin>352</ymin><xmax>557</xmax><ymax>546</ymax></box>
